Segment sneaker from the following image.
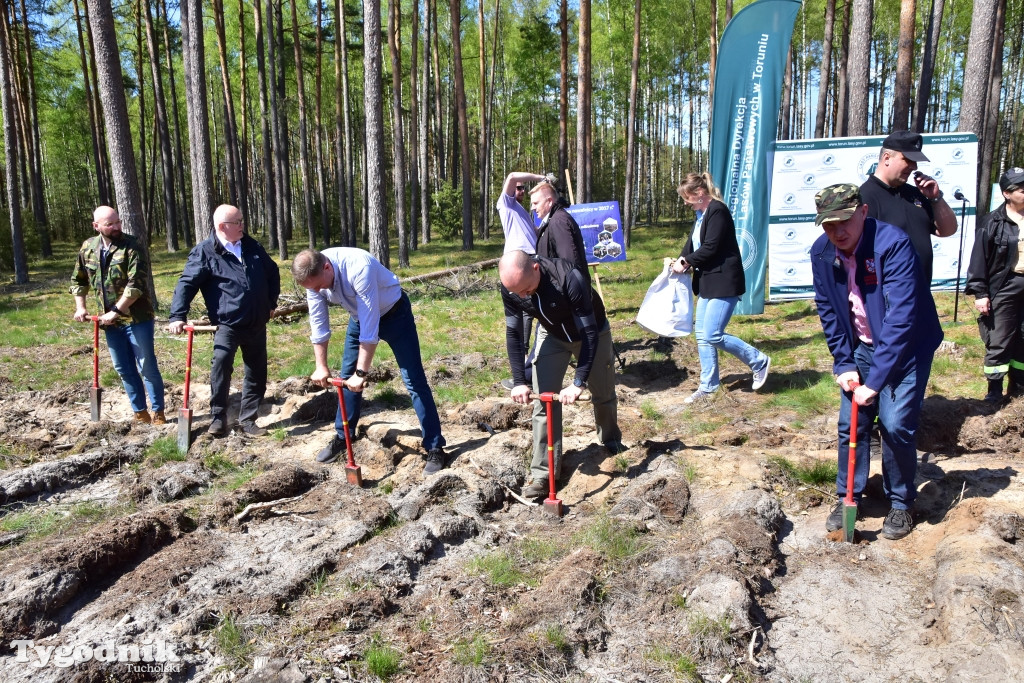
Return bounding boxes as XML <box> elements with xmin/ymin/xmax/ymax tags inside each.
<box><xmin>208</xmin><ymin>418</ymin><xmax>228</xmax><ymax>438</ymax></box>
<box><xmin>151</xmin><ymin>410</ymin><xmax>167</xmax><ymax>425</ymax></box>
<box><xmin>424</xmin><ymin>448</ymin><xmax>446</xmax><ymax>475</ymax></box>
<box><xmin>521</xmin><ymin>478</ymin><xmax>549</xmax><ymax>499</ymax></box>
<box><xmin>683</xmin><ymin>389</ymin><xmax>715</xmax><ymax>404</ymax></box>
<box><xmin>882</xmin><ymin>508</ymin><xmax>914</xmax><ymax>540</ymax></box>
<box><xmin>500</xmin><ymin>378</ymin><xmax>516</xmax><ymax>390</ymax></box>
<box><xmin>237</xmin><ymin>421</ymin><xmax>267</xmax><ymax>437</ymax></box>
<box><xmin>604</xmin><ymin>440</ymin><xmax>628</xmax><ymax>454</ymax></box>
<box><xmin>134</xmin><ymin>410</ymin><xmax>152</xmax><ymax>424</ymax></box>
<box><xmin>316</xmin><ymin>435</ymin><xmax>346</xmax><ymax>463</ymax></box>
<box><xmin>752</xmin><ymin>357</ymin><xmax>771</xmax><ymax>391</ymax></box>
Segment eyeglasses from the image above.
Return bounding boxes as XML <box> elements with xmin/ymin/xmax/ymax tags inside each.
<box><xmin>222</xmin><ymin>220</ymin><xmax>245</xmax><ymax>226</ymax></box>
<box><xmin>96</xmin><ymin>220</ymin><xmax>121</xmax><ymax>228</ymax></box>
<box><xmin>515</xmin><ymin>186</ymin><xmax>525</xmax><ymax>192</ymax></box>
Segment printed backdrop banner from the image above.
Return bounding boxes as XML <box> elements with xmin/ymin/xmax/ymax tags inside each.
<box><xmin>709</xmin><ymin>0</ymin><xmax>801</xmax><ymax>314</ymax></box>
<box><xmin>566</xmin><ymin>201</ymin><xmax>627</xmax><ymax>264</ymax></box>
<box><xmin>768</xmin><ymin>133</ymin><xmax>978</xmax><ymax>300</ymax></box>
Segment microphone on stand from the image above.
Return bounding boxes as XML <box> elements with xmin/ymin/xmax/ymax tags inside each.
<box><xmin>952</xmin><ymin>189</ymin><xmax>970</xmax><ymax>322</ymax></box>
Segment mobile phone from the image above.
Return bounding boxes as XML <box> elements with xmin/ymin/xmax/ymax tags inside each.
<box><xmin>913</xmin><ymin>171</ymin><xmax>924</xmax><ymax>180</ymax></box>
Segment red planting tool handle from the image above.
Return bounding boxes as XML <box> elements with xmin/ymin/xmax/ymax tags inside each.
<box><xmin>845</xmin><ymin>381</ymin><xmax>860</xmax><ymax>506</ymax></box>
<box><xmin>532</xmin><ymin>392</ymin><xmax>560</xmax><ymax>503</ymax></box>
<box><xmin>89</xmin><ymin>315</ymin><xmax>100</xmax><ymax>388</ymax></box>
<box><xmin>329</xmin><ymin>378</ymin><xmax>358</xmax><ymax>469</ymax></box>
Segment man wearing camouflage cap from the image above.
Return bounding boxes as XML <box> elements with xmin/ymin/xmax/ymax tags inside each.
<box><xmin>810</xmin><ymin>183</ymin><xmax>943</xmax><ymax>540</ymax></box>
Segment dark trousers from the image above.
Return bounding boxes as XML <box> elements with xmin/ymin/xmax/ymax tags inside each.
<box><xmin>978</xmin><ymin>273</ymin><xmax>1024</xmax><ymax>382</ymax></box>
<box><xmin>210</xmin><ymin>324</ymin><xmax>267</xmax><ymax>425</ymax></box>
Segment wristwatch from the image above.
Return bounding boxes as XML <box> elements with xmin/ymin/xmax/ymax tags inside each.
<box><xmin>929</xmin><ymin>191</ymin><xmax>944</xmax><ymax>203</ymax></box>
<box><xmin>572</xmin><ymin>377</ymin><xmax>587</xmax><ymax>389</ymax></box>
<box><xmin>354</xmin><ymin>368</ymin><xmax>368</xmax><ymax>378</ymax></box>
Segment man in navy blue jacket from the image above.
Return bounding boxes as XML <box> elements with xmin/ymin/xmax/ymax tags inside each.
<box><xmin>169</xmin><ymin>205</ymin><xmax>280</xmax><ymax>437</ymax></box>
<box><xmin>811</xmin><ymin>184</ymin><xmax>943</xmax><ymax>540</ymax></box>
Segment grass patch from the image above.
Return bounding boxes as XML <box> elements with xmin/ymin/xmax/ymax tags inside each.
<box><xmin>543</xmin><ymin>625</ymin><xmax>571</xmax><ymax>655</ymax></box>
<box><xmin>307</xmin><ymin>568</ymin><xmax>331</xmax><ymax>596</ymax></box>
<box><xmin>203</xmin><ymin>452</ymin><xmax>261</xmax><ymax>491</ymax></box>
<box><xmin>517</xmin><ymin>536</ymin><xmax>566</xmax><ymax>564</ymax></box>
<box><xmin>688</xmin><ymin>612</ymin><xmax>734</xmax><ymax>659</ymax></box>
<box><xmin>144</xmin><ymin>436</ymin><xmax>186</xmax><ymax>467</ymax></box>
<box><xmin>378</xmin><ymin>479</ymin><xmax>395</xmax><ymax>495</ymax></box>
<box><xmin>0</xmin><ymin>499</ymin><xmax>133</xmax><ymax>542</ymax></box>
<box><xmin>613</xmin><ymin>455</ymin><xmax>630</xmax><ymax>473</ymax></box>
<box><xmin>768</xmin><ymin>455</ymin><xmax>837</xmax><ymax>487</ymax></box>
<box><xmin>764</xmin><ymin>375</ymin><xmax>837</xmax><ymax>418</ymax></box>
<box><xmin>646</xmin><ymin>645</ymin><xmax>700</xmax><ymax>681</ymax></box>
<box><xmin>214</xmin><ymin>613</ymin><xmax>255</xmax><ymax>667</ymax></box>
<box><xmin>467</xmin><ymin>549</ymin><xmax>532</xmax><ymax>587</ymax></box>
<box><xmin>271</xmin><ymin>427</ymin><xmax>288</xmax><ymax>442</ymax></box>
<box><xmin>363</xmin><ymin>634</ymin><xmax>403</xmax><ymax>681</ymax></box>
<box><xmin>452</xmin><ymin>633</ymin><xmax>490</xmax><ymax>667</ymax></box>
<box><xmin>575</xmin><ymin>515</ymin><xmax>649</xmax><ymax>562</ymax></box>
<box><xmin>640</xmin><ymin>399</ymin><xmax>663</xmax><ymax>421</ymax></box>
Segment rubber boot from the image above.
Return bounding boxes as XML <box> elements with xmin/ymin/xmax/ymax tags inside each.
<box><xmin>984</xmin><ymin>378</ymin><xmax>1003</xmax><ymax>404</ymax></box>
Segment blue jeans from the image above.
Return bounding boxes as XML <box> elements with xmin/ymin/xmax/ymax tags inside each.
<box><xmin>836</xmin><ymin>343</ymin><xmax>932</xmax><ymax>509</ymax></box>
<box><xmin>104</xmin><ymin>319</ymin><xmax>164</xmax><ymax>413</ymax></box>
<box><xmin>694</xmin><ymin>296</ymin><xmax>769</xmax><ymax>392</ymax></box>
<box><xmin>336</xmin><ymin>292</ymin><xmax>445</xmax><ymax>451</ymax></box>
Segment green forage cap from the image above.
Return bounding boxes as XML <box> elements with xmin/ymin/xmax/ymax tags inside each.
<box><xmin>814</xmin><ymin>183</ymin><xmax>861</xmax><ymax>226</ymax></box>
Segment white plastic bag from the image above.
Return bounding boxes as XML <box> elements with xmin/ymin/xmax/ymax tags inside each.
<box><xmin>636</xmin><ymin>262</ymin><xmax>693</xmax><ymax>337</ymax></box>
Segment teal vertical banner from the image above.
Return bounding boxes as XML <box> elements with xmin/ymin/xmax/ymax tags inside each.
<box><xmin>709</xmin><ymin>0</ymin><xmax>801</xmax><ymax>314</ymax></box>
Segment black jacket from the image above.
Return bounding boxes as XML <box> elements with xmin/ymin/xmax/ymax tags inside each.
<box><xmin>536</xmin><ymin>202</ymin><xmax>590</xmax><ymax>281</ymax></box>
<box><xmin>966</xmin><ymin>203</ymin><xmax>1021</xmax><ymax>300</ymax></box>
<box><xmin>679</xmin><ymin>199</ymin><xmax>746</xmax><ymax>298</ymax></box>
<box><xmin>501</xmin><ymin>257</ymin><xmax>606</xmax><ymax>386</ymax></box>
<box><xmin>170</xmin><ymin>233</ymin><xmax>280</xmax><ymax>328</ymax></box>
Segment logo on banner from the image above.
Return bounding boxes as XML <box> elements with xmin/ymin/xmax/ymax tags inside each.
<box><xmin>802</xmin><ymin>173</ymin><xmax>816</xmax><ymax>187</ymax></box>
<box><xmin>822</xmin><ymin>153</ymin><xmax>836</xmax><ymax>167</ymax></box>
<box><xmin>783</xmin><ymin>156</ymin><xmax>796</xmax><ymax>169</ymax></box>
<box><xmin>932</xmin><ymin>168</ymin><xmax>944</xmax><ymax>180</ymax></box>
<box><xmin>784</xmin><ymin>228</ymin><xmax>797</xmax><ymax>240</ymax></box>
<box><xmin>786</xmin><ymin>266</ymin><xmax>797</xmax><ymax>276</ymax></box>
<box><xmin>783</xmin><ymin>193</ymin><xmax>796</xmax><ymax>206</ymax></box>
<box><xmin>739</xmin><ymin>232</ymin><xmax>758</xmax><ymax>270</ymax></box>
<box><xmin>951</xmin><ymin>148</ymin><xmax>964</xmax><ymax>161</ymax></box>
<box><xmin>856</xmin><ymin>153</ymin><xmax>878</xmax><ymax>180</ymax></box>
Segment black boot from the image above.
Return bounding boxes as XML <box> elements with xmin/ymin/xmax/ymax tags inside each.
<box><xmin>984</xmin><ymin>377</ymin><xmax>1004</xmax><ymax>403</ymax></box>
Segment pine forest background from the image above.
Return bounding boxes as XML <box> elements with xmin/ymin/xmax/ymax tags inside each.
<box><xmin>0</xmin><ymin>0</ymin><xmax>1020</xmax><ymax>281</ymax></box>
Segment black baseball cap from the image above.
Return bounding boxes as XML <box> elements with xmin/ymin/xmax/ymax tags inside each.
<box><xmin>881</xmin><ymin>130</ymin><xmax>929</xmax><ymax>162</ymax></box>
<box><xmin>999</xmin><ymin>167</ymin><xmax>1024</xmax><ymax>191</ymax></box>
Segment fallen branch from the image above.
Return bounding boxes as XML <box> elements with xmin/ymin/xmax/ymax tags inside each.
<box><xmin>468</xmin><ymin>456</ymin><xmax>538</xmax><ymax>507</ymax></box>
<box><xmin>748</xmin><ymin>627</ymin><xmax>762</xmax><ymax>667</ymax></box>
<box><xmin>234</xmin><ymin>494</ymin><xmax>307</xmax><ymax>522</ymax></box>
<box><xmin>400</xmin><ymin>258</ymin><xmax>499</xmax><ymax>285</ymax></box>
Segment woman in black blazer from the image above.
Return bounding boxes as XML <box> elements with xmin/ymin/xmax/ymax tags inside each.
<box><xmin>670</xmin><ymin>172</ymin><xmax>771</xmax><ymax>403</ymax></box>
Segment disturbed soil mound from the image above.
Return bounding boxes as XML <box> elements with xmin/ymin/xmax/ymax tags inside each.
<box><xmin>0</xmin><ymin>365</ymin><xmax>1022</xmax><ymax>682</ymax></box>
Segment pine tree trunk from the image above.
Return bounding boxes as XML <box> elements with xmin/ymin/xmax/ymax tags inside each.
<box><xmin>87</xmin><ymin>0</ymin><xmax>154</xmax><ymax>301</ymax></box>
<box><xmin>834</xmin><ymin>0</ymin><xmax>851</xmax><ymax>136</ymax></box>
<box><xmin>389</xmin><ymin>0</ymin><xmax>408</xmax><ymax>266</ymax></box>
<box><xmin>419</xmin><ymin>0</ymin><xmax>432</xmax><ymax>244</ymax></box>
<box><xmin>891</xmin><ymin>0</ymin><xmax>916</xmax><ymax>130</ymax></box>
<box><xmin>978</xmin><ymin>0</ymin><xmax>1006</xmax><ymax>219</ymax></box>
<box><xmin>72</xmin><ymin>0</ymin><xmax>109</xmax><ymax>206</ymax></box>
<box><xmin>410</xmin><ymin>0</ymin><xmax>420</xmax><ymax>251</ymax></box>
<box><xmin>365</xmin><ymin>0</ymin><xmax>390</xmax><ymax>264</ymax></box>
<box><xmin>16</xmin><ymin>0</ymin><xmax>47</xmax><ymax>253</ymax></box>
<box><xmin>576</xmin><ymin>0</ymin><xmax>591</xmax><ymax>202</ymax></box>
<box><xmin>160</xmin><ymin>0</ymin><xmax>192</xmax><ymax>247</ymax></box>
<box><xmin>180</xmin><ymin>0</ymin><xmax>214</xmax><ymax>242</ymax></box>
<box><xmin>332</xmin><ymin>0</ymin><xmax>350</xmax><ymax>247</ymax></box>
<box><xmin>254</xmin><ymin>0</ymin><xmax>277</xmax><ymax>249</ymax></box>
<box><xmin>623</xmin><ymin>0</ymin><xmax>640</xmax><ymax>245</ymax></box>
<box><xmin>314</xmin><ymin>0</ymin><xmax>330</xmax><ymax>247</ymax></box>
<box><xmin>846</xmin><ymin>0</ymin><xmax>873</xmax><ymax>136</ymax></box>
<box><xmin>266</xmin><ymin>0</ymin><xmax>288</xmax><ymax>257</ymax></box>
<box><xmin>144</xmin><ymin>0</ymin><xmax>178</xmax><ymax>252</ymax></box>
<box><xmin>814</xmin><ymin>0</ymin><xmax>837</xmax><ymax>138</ymax></box>
<box><xmin>914</xmin><ymin>0</ymin><xmax>945</xmax><ymax>132</ymax></box>
<box><xmin>476</xmin><ymin>0</ymin><xmax>488</xmax><ymax>240</ymax></box>
<box><xmin>449</xmin><ymin>0</ymin><xmax>474</xmax><ymax>249</ymax></box>
<box><xmin>0</xmin><ymin>0</ymin><xmax>27</xmax><ymax>283</ymax></box>
<box><xmin>557</xmin><ymin>0</ymin><xmax>568</xmax><ymax>176</ymax></box>
<box><xmin>290</xmin><ymin>0</ymin><xmax>315</xmax><ymax>248</ymax></box>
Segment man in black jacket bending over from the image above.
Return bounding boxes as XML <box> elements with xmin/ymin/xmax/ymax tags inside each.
<box><xmin>500</xmin><ymin>250</ymin><xmax>625</xmax><ymax>499</ymax></box>
<box><xmin>169</xmin><ymin>204</ymin><xmax>280</xmax><ymax>437</ymax></box>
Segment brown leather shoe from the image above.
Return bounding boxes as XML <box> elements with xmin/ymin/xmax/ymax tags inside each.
<box><xmin>151</xmin><ymin>410</ymin><xmax>167</xmax><ymax>425</ymax></box>
<box><xmin>521</xmin><ymin>478</ymin><xmax>549</xmax><ymax>499</ymax></box>
<box><xmin>134</xmin><ymin>410</ymin><xmax>152</xmax><ymax>424</ymax></box>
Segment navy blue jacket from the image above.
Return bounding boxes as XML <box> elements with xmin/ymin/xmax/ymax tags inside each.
<box><xmin>170</xmin><ymin>234</ymin><xmax>280</xmax><ymax>329</ymax></box>
<box><xmin>811</xmin><ymin>217</ymin><xmax>942</xmax><ymax>393</ymax></box>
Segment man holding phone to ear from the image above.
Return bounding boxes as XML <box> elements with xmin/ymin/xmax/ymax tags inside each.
<box><xmin>859</xmin><ymin>130</ymin><xmax>958</xmax><ymax>285</ymax></box>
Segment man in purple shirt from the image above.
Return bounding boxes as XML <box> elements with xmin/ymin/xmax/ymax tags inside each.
<box><xmin>292</xmin><ymin>248</ymin><xmax>447</xmax><ymax>474</ymax></box>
